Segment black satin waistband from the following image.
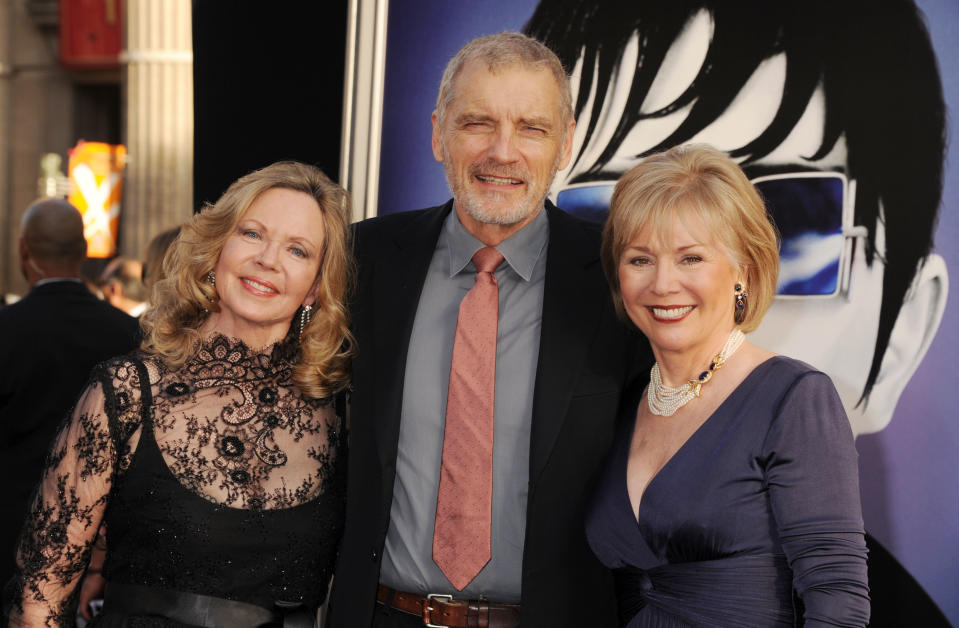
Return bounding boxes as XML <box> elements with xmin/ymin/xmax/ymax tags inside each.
<box><xmin>614</xmin><ymin>554</ymin><xmax>794</xmax><ymax>627</ymax></box>
<box><xmin>102</xmin><ymin>582</ymin><xmax>315</xmax><ymax>628</ymax></box>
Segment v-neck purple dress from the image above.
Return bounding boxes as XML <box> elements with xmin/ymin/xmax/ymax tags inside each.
<box><xmin>585</xmin><ymin>357</ymin><xmax>869</xmax><ymax>627</ymax></box>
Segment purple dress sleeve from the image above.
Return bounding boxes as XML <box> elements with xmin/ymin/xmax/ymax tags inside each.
<box><xmin>763</xmin><ymin>370</ymin><xmax>871</xmax><ymax>626</ymax></box>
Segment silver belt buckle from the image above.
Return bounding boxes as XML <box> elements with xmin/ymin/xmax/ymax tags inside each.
<box><xmin>423</xmin><ymin>593</ymin><xmax>453</xmax><ymax>628</ymax></box>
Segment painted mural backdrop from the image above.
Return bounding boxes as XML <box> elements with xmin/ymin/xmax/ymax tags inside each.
<box><xmin>376</xmin><ymin>0</ymin><xmax>958</xmax><ymax>622</ymax></box>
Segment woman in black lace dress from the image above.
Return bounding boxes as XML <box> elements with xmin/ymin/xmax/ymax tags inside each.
<box><xmin>7</xmin><ymin>161</ymin><xmax>354</xmax><ymax>627</ymax></box>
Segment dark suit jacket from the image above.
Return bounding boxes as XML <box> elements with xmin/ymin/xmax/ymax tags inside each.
<box><xmin>329</xmin><ymin>202</ymin><xmax>651</xmax><ymax>627</ymax></box>
<box><xmin>0</xmin><ymin>280</ymin><xmax>141</xmax><ymax>587</ymax></box>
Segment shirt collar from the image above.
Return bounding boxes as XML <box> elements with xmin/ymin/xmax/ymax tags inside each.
<box><xmin>445</xmin><ymin>206</ymin><xmax>549</xmax><ymax>281</ymax></box>
<box><xmin>34</xmin><ymin>277</ymin><xmax>84</xmax><ymax>288</ymax></box>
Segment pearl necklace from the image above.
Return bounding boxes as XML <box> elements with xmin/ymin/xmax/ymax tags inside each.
<box><xmin>647</xmin><ymin>329</ymin><xmax>746</xmax><ymax>416</ymax></box>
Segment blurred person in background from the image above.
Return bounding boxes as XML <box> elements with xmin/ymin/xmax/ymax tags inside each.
<box><xmin>98</xmin><ymin>257</ymin><xmax>149</xmax><ymax>317</ymax></box>
<box><xmin>142</xmin><ymin>226</ymin><xmax>182</xmax><ymax>299</ymax></box>
<box><xmin>0</xmin><ymin>199</ymin><xmax>140</xmax><ymax>593</ymax></box>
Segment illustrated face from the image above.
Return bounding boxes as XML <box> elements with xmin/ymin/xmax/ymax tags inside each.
<box><xmin>211</xmin><ymin>187</ymin><xmax>325</xmax><ymax>346</ymax></box>
<box><xmin>432</xmin><ymin>59</ymin><xmax>573</xmax><ymax>235</ymax></box>
<box><xmin>618</xmin><ymin>214</ymin><xmax>741</xmax><ymax>369</ymax></box>
<box><xmin>555</xmin><ymin>10</ymin><xmax>893</xmax><ymax>435</ymax></box>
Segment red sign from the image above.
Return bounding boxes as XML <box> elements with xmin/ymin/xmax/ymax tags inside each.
<box><xmin>60</xmin><ymin>0</ymin><xmax>123</xmax><ymax>69</ymax></box>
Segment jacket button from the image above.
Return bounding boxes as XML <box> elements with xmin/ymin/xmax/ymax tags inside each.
<box><xmin>371</xmin><ymin>549</ymin><xmax>378</xmax><ymax>562</ymax></box>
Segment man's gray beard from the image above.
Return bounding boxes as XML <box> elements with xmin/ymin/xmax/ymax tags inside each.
<box><xmin>443</xmin><ymin>144</ymin><xmax>562</xmax><ymax>227</ymax></box>
<box><xmin>458</xmin><ymin>187</ymin><xmax>544</xmax><ymax>226</ymax></box>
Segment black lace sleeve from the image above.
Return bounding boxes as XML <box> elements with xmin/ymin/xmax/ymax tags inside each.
<box><xmin>7</xmin><ymin>359</ymin><xmax>145</xmax><ymax>627</ymax></box>
<box><xmin>337</xmin><ymin>386</ymin><xmax>351</xmax><ymax>433</ymax></box>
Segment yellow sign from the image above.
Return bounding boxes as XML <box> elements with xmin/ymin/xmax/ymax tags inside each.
<box><xmin>68</xmin><ymin>141</ymin><xmax>127</xmax><ymax>258</ymax></box>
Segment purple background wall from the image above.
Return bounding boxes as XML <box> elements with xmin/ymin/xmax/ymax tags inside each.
<box><xmin>855</xmin><ymin>0</ymin><xmax>959</xmax><ymax>619</ymax></box>
<box><xmin>376</xmin><ymin>0</ymin><xmax>959</xmax><ymax>621</ymax></box>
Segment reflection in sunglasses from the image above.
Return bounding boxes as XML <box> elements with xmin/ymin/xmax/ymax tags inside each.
<box><xmin>755</xmin><ymin>174</ymin><xmax>845</xmax><ymax>297</ymax></box>
<box><xmin>554</xmin><ymin>173</ymin><xmax>865</xmax><ymax>297</ymax></box>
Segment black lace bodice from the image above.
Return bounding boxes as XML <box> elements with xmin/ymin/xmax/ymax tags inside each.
<box><xmin>7</xmin><ymin>335</ymin><xmax>347</xmax><ymax>626</ymax></box>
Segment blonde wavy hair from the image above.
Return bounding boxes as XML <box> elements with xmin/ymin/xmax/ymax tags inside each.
<box><xmin>140</xmin><ymin>161</ymin><xmax>354</xmax><ymax>399</ymax></box>
<box><xmin>601</xmin><ymin>144</ymin><xmax>780</xmax><ymax>333</ymax></box>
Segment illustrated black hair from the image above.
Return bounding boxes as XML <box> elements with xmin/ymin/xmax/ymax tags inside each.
<box><xmin>525</xmin><ymin>0</ymin><xmax>946</xmax><ymax>403</ymax></box>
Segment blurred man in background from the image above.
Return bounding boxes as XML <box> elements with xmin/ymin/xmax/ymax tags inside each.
<box><xmin>0</xmin><ymin>199</ymin><xmax>140</xmax><ymax>590</ymax></box>
<box><xmin>98</xmin><ymin>256</ymin><xmax>148</xmax><ymax>317</ymax></box>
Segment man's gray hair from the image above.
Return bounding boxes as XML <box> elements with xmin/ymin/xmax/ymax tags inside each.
<box><xmin>435</xmin><ymin>32</ymin><xmax>572</xmax><ymax>127</ymax></box>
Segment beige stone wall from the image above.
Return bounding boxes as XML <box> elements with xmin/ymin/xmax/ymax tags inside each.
<box><xmin>0</xmin><ymin>0</ymin><xmax>194</xmax><ymax>300</ymax></box>
<box><xmin>0</xmin><ymin>0</ymin><xmax>75</xmax><ymax>299</ymax></box>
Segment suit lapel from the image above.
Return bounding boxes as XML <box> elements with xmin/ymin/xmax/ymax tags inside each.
<box><xmin>367</xmin><ymin>201</ymin><xmax>604</xmax><ymax>484</ymax></box>
<box><xmin>371</xmin><ymin>203</ymin><xmax>452</xmax><ymax>468</ymax></box>
<box><xmin>529</xmin><ymin>205</ymin><xmax>606</xmax><ymax>484</ymax></box>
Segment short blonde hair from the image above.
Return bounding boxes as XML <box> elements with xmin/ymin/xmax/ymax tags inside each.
<box><xmin>140</xmin><ymin>161</ymin><xmax>354</xmax><ymax>399</ymax></box>
<box><xmin>601</xmin><ymin>144</ymin><xmax>780</xmax><ymax>333</ymax></box>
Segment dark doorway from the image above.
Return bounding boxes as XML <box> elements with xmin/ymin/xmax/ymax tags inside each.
<box><xmin>192</xmin><ymin>1</ymin><xmax>348</xmax><ymax>209</ymax></box>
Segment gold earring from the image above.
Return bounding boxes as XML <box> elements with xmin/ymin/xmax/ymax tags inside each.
<box><xmin>734</xmin><ymin>283</ymin><xmax>747</xmax><ymax>324</ymax></box>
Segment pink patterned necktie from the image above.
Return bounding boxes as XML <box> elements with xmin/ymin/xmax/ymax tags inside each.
<box><xmin>433</xmin><ymin>246</ymin><xmax>504</xmax><ymax>590</ymax></box>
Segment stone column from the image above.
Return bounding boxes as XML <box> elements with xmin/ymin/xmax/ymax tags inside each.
<box><xmin>121</xmin><ymin>0</ymin><xmax>193</xmax><ymax>258</ymax></box>
<box><xmin>0</xmin><ymin>0</ymin><xmax>13</xmax><ymax>295</ymax></box>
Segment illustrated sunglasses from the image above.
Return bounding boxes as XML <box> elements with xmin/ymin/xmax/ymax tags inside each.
<box><xmin>554</xmin><ymin>172</ymin><xmax>868</xmax><ymax>297</ymax></box>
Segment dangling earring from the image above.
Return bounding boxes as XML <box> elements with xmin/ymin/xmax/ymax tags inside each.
<box><xmin>298</xmin><ymin>304</ymin><xmax>313</xmax><ymax>337</ymax></box>
<box><xmin>205</xmin><ymin>271</ymin><xmax>218</xmax><ymax>305</ymax></box>
<box><xmin>734</xmin><ymin>283</ymin><xmax>748</xmax><ymax>325</ymax></box>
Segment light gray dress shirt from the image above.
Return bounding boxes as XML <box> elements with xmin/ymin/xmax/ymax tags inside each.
<box><xmin>379</xmin><ymin>207</ymin><xmax>549</xmax><ymax>603</ymax></box>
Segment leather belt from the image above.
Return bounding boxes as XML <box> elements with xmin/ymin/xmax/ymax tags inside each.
<box><xmin>376</xmin><ymin>584</ymin><xmax>520</xmax><ymax>628</ymax></box>
<box><xmin>104</xmin><ymin>581</ymin><xmax>315</xmax><ymax>627</ymax></box>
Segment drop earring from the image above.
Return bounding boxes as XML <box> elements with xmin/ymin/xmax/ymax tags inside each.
<box><xmin>204</xmin><ymin>271</ymin><xmax>218</xmax><ymax>307</ymax></box>
<box><xmin>298</xmin><ymin>304</ymin><xmax>313</xmax><ymax>337</ymax></box>
<box><xmin>734</xmin><ymin>283</ymin><xmax>748</xmax><ymax>325</ymax></box>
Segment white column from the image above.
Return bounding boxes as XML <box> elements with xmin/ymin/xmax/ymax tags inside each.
<box><xmin>121</xmin><ymin>0</ymin><xmax>193</xmax><ymax>257</ymax></box>
<box><xmin>340</xmin><ymin>0</ymin><xmax>389</xmax><ymax>221</ymax></box>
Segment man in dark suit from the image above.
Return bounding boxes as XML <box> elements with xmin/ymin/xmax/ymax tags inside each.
<box><xmin>0</xmin><ymin>199</ymin><xmax>141</xmax><ymax>589</ymax></box>
<box><xmin>329</xmin><ymin>33</ymin><xmax>650</xmax><ymax>627</ymax></box>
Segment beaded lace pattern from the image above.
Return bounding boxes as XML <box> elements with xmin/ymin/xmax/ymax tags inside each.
<box><xmin>647</xmin><ymin>329</ymin><xmax>746</xmax><ymax>416</ymax></box>
<box><xmin>8</xmin><ymin>334</ymin><xmax>346</xmax><ymax>626</ymax></box>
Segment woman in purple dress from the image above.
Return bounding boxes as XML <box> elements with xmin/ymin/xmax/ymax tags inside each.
<box><xmin>588</xmin><ymin>144</ymin><xmax>869</xmax><ymax>626</ymax></box>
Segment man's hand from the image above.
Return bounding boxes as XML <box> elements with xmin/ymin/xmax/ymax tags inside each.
<box><xmin>77</xmin><ymin>569</ymin><xmax>106</xmax><ymax>621</ymax></box>
<box><xmin>78</xmin><ymin>529</ymin><xmax>107</xmax><ymax>621</ymax></box>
